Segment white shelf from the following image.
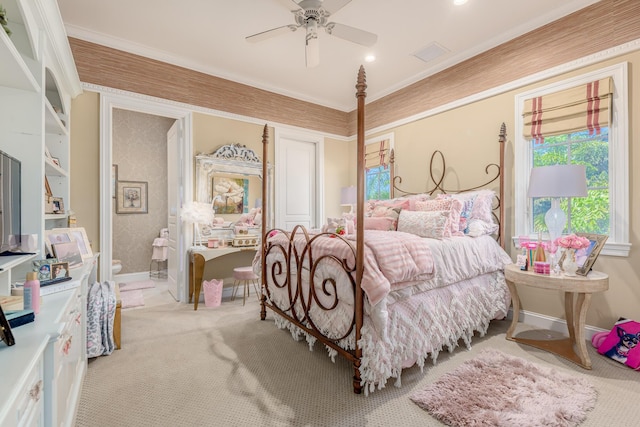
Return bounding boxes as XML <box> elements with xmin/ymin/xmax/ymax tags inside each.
<box><xmin>0</xmin><ymin>26</ymin><xmax>38</xmax><ymax>92</ymax></box>
<box><xmin>0</xmin><ymin>252</ymin><xmax>38</xmax><ymax>271</ymax></box>
<box><xmin>45</xmin><ymin>213</ymin><xmax>67</xmax><ymax>220</ymax></box>
<box><xmin>44</xmin><ymin>99</ymin><xmax>68</xmax><ymax>135</ymax></box>
<box><xmin>44</xmin><ymin>157</ymin><xmax>68</xmax><ymax>177</ymax></box>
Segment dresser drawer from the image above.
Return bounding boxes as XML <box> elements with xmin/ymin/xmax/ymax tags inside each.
<box><xmin>3</xmin><ymin>352</ymin><xmax>44</xmax><ymax>427</ymax></box>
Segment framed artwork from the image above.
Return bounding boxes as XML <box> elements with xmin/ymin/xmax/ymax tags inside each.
<box><xmin>52</xmin><ymin>197</ymin><xmax>64</xmax><ymax>214</ymax></box>
<box><xmin>33</xmin><ymin>258</ymin><xmax>59</xmax><ymax>281</ymax></box>
<box><xmin>51</xmin><ymin>262</ymin><xmax>70</xmax><ymax>279</ymax></box>
<box><xmin>116</xmin><ymin>180</ymin><xmax>148</xmax><ymax>214</ymax></box>
<box><xmin>575</xmin><ymin>233</ymin><xmax>608</xmax><ymax>276</ymax></box>
<box><xmin>112</xmin><ymin>164</ymin><xmax>118</xmax><ymax>198</ymax></box>
<box><xmin>45</xmin><ymin>230</ymin><xmax>71</xmax><ymax>257</ymax></box>
<box><xmin>0</xmin><ymin>304</ymin><xmax>15</xmax><ymax>347</ymax></box>
<box><xmin>52</xmin><ymin>241</ymin><xmax>84</xmax><ymax>269</ymax></box>
<box><xmin>49</xmin><ymin>227</ymin><xmax>93</xmax><ymax>260</ymax></box>
<box><xmin>211</xmin><ymin>177</ymin><xmax>247</xmax><ymax>215</ymax></box>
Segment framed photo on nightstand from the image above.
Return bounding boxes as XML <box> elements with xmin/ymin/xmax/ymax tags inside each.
<box><xmin>575</xmin><ymin>233</ymin><xmax>608</xmax><ymax>276</ymax></box>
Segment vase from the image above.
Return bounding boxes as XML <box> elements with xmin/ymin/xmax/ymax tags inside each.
<box><xmin>562</xmin><ymin>248</ymin><xmax>578</xmax><ymax>276</ymax></box>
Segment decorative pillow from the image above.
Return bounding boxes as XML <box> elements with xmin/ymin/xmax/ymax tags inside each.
<box><xmin>363</xmin><ymin>217</ymin><xmax>397</xmax><ymax>231</ymax></box>
<box><xmin>323</xmin><ymin>217</ymin><xmax>346</xmax><ymax>233</ymax></box>
<box><xmin>397</xmin><ymin>210</ymin><xmax>449</xmax><ymax>239</ymax></box>
<box><xmin>414</xmin><ymin>199</ymin><xmax>463</xmax><ymax>236</ymax></box>
<box><xmin>437</xmin><ymin>193</ymin><xmax>477</xmax><ymax>233</ymax></box>
<box><xmin>466</xmin><ymin>218</ymin><xmax>499</xmax><ymax>237</ymax></box>
<box><xmin>366</xmin><ymin>199</ymin><xmax>410</xmax><ymax>217</ymax></box>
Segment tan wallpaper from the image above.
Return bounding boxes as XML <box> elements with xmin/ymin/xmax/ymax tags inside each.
<box><xmin>112</xmin><ymin>109</ymin><xmax>175</xmax><ymax>274</ymax></box>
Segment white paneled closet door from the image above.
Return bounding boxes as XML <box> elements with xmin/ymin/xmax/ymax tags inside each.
<box><xmin>276</xmin><ymin>133</ymin><xmax>323</xmax><ymax>230</ymax></box>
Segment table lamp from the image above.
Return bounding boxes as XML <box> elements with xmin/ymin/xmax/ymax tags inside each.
<box><xmin>340</xmin><ymin>186</ymin><xmax>357</xmax><ymax>214</ymax></box>
<box><xmin>527</xmin><ymin>164</ymin><xmax>587</xmax><ymax>242</ymax></box>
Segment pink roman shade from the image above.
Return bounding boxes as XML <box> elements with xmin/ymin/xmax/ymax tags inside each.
<box><xmin>523</xmin><ymin>77</ymin><xmax>613</xmax><ymax>143</ymax></box>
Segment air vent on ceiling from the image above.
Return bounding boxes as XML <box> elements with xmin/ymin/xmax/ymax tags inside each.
<box><xmin>413</xmin><ymin>42</ymin><xmax>449</xmax><ymax>63</ymax></box>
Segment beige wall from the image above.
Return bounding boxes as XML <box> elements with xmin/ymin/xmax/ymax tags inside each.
<box><xmin>365</xmin><ymin>51</ymin><xmax>640</xmax><ymax>329</ymax></box>
<box><xmin>69</xmin><ymin>91</ymin><xmax>100</xmax><ymax>259</ymax></box>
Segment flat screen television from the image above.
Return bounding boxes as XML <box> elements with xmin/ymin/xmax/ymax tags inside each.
<box><xmin>0</xmin><ymin>150</ymin><xmax>21</xmax><ymax>254</ymax></box>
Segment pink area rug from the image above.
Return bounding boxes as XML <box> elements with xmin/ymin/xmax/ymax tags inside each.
<box><xmin>410</xmin><ymin>349</ymin><xmax>597</xmax><ymax>427</ymax></box>
<box><xmin>119</xmin><ymin>289</ymin><xmax>145</xmax><ymax>309</ymax></box>
<box><xmin>118</xmin><ymin>280</ymin><xmax>156</xmax><ymax>292</ymax></box>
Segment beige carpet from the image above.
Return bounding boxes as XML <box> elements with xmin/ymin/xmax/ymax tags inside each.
<box><xmin>76</xmin><ymin>288</ymin><xmax>640</xmax><ymax>427</ymax></box>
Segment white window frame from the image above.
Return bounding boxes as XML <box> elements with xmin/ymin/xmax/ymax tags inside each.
<box><xmin>365</xmin><ymin>132</ymin><xmax>395</xmax><ymax>200</ymax></box>
<box><xmin>514</xmin><ymin>62</ymin><xmax>630</xmax><ymax>257</ymax></box>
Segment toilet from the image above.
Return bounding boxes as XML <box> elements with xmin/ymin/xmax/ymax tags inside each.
<box><xmin>112</xmin><ymin>259</ymin><xmax>122</xmax><ymax>275</ymax></box>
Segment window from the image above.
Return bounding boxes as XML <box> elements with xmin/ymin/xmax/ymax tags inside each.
<box><xmin>531</xmin><ymin>128</ymin><xmax>609</xmax><ymax>235</ymax></box>
<box><xmin>515</xmin><ymin>63</ymin><xmax>630</xmax><ymax>256</ymax></box>
<box><xmin>365</xmin><ymin>133</ymin><xmax>394</xmax><ymax>201</ymax></box>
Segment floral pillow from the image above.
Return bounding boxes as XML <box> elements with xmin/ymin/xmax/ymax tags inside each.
<box><xmin>414</xmin><ymin>199</ymin><xmax>463</xmax><ymax>236</ymax></box>
<box><xmin>397</xmin><ymin>210</ymin><xmax>449</xmax><ymax>239</ymax></box>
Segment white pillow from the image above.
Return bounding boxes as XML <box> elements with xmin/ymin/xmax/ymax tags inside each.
<box><xmin>397</xmin><ymin>210</ymin><xmax>449</xmax><ymax>239</ymax></box>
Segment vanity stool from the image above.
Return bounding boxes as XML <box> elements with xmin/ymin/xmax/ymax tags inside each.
<box><xmin>231</xmin><ymin>266</ymin><xmax>260</xmax><ymax>305</ymax></box>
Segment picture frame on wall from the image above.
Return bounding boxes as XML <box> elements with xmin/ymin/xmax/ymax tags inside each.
<box><xmin>116</xmin><ymin>180</ymin><xmax>148</xmax><ymax>214</ymax></box>
<box><xmin>575</xmin><ymin>233</ymin><xmax>608</xmax><ymax>276</ymax></box>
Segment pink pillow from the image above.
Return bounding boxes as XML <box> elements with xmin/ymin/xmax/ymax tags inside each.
<box><xmin>363</xmin><ymin>217</ymin><xmax>396</xmax><ymax>231</ymax></box>
<box><xmin>414</xmin><ymin>199</ymin><xmax>463</xmax><ymax>236</ymax></box>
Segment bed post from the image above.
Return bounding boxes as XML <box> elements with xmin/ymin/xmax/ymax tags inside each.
<box><xmin>353</xmin><ymin>66</ymin><xmax>366</xmax><ymax>394</ymax></box>
<box><xmin>498</xmin><ymin>122</ymin><xmax>506</xmax><ymax>249</ymax></box>
<box><xmin>260</xmin><ymin>123</ymin><xmax>269</xmax><ymax>321</ymax></box>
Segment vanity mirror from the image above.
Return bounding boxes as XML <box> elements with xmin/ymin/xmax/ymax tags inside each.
<box><xmin>195</xmin><ymin>143</ymin><xmax>272</xmax><ymax>244</ymax></box>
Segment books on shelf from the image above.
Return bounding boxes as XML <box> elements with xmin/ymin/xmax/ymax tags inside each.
<box><xmin>5</xmin><ymin>309</ymin><xmax>35</xmax><ymax>328</ymax></box>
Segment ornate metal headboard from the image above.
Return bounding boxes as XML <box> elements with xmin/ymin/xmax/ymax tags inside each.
<box><xmin>391</xmin><ymin>123</ymin><xmax>507</xmax><ymax>247</ymax></box>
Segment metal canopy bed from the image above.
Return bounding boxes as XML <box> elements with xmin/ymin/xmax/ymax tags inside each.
<box><xmin>256</xmin><ymin>66</ymin><xmax>511</xmax><ymax>394</ymax></box>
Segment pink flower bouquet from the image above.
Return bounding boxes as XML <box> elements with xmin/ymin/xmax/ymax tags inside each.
<box><xmin>555</xmin><ymin>234</ymin><xmax>590</xmax><ymax>250</ymax></box>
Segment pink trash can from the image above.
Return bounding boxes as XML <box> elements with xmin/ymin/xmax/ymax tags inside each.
<box><xmin>203</xmin><ymin>279</ymin><xmax>223</xmax><ymax>308</ymax></box>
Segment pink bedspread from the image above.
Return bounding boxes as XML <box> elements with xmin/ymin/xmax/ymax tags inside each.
<box><xmin>266</xmin><ymin>230</ymin><xmax>434</xmax><ymax>306</ymax></box>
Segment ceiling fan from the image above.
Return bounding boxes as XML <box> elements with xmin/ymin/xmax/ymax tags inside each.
<box><xmin>246</xmin><ymin>0</ymin><xmax>377</xmax><ymax>68</ymax></box>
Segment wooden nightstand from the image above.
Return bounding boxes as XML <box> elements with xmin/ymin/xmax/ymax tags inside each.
<box><xmin>504</xmin><ymin>263</ymin><xmax>609</xmax><ymax>369</ymax></box>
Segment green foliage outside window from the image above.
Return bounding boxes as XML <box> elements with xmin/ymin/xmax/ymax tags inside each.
<box><xmin>366</xmin><ymin>165</ymin><xmax>390</xmax><ymax>200</ymax></box>
<box><xmin>531</xmin><ymin>128</ymin><xmax>609</xmax><ymax>235</ymax></box>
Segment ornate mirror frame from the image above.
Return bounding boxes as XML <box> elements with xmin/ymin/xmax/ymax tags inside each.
<box><xmin>195</xmin><ymin>143</ymin><xmax>273</xmax><ymax>227</ymax></box>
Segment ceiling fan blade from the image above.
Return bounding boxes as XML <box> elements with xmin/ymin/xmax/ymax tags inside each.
<box><xmin>325</xmin><ymin>22</ymin><xmax>377</xmax><ymax>47</ymax></box>
<box><xmin>305</xmin><ymin>20</ymin><xmax>320</xmax><ymax>68</ymax></box>
<box><xmin>246</xmin><ymin>25</ymin><xmax>298</xmax><ymax>43</ymax></box>
<box><xmin>320</xmin><ymin>0</ymin><xmax>352</xmax><ymax>14</ymax></box>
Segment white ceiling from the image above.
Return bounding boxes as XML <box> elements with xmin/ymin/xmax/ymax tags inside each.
<box><xmin>57</xmin><ymin>0</ymin><xmax>601</xmax><ymax>112</ymax></box>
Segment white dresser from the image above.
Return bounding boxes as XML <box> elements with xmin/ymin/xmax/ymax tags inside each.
<box><xmin>0</xmin><ymin>283</ymin><xmax>86</xmax><ymax>427</ymax></box>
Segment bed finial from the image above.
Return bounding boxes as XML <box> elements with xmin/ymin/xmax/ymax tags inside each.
<box><xmin>499</xmin><ymin>122</ymin><xmax>506</xmax><ymax>143</ymax></box>
<box><xmin>356</xmin><ymin>65</ymin><xmax>367</xmax><ymax>98</ymax></box>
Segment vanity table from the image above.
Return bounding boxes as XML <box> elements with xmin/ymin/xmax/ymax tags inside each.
<box><xmin>190</xmin><ymin>143</ymin><xmax>271</xmax><ymax>310</ymax></box>
<box><xmin>189</xmin><ymin>245</ymin><xmax>258</xmax><ymax>310</ymax></box>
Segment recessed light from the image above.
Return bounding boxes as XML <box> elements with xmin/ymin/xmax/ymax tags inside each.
<box><xmin>365</xmin><ymin>54</ymin><xmax>376</xmax><ymax>63</ymax></box>
<box><xmin>454</xmin><ymin>0</ymin><xmax>468</xmax><ymax>5</ymax></box>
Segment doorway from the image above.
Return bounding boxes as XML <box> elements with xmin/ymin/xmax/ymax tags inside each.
<box><xmin>99</xmin><ymin>93</ymin><xmax>192</xmax><ymax>302</ymax></box>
